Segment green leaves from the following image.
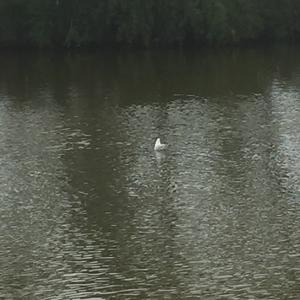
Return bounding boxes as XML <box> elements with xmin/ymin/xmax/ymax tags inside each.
<box><xmin>0</xmin><ymin>0</ymin><xmax>299</xmax><ymax>48</ymax></box>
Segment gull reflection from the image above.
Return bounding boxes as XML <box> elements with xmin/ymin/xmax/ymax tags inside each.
<box><xmin>155</xmin><ymin>150</ymin><xmax>166</xmax><ymax>165</ymax></box>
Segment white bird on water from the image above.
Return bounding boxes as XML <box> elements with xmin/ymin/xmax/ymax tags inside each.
<box><xmin>154</xmin><ymin>138</ymin><xmax>167</xmax><ymax>151</ymax></box>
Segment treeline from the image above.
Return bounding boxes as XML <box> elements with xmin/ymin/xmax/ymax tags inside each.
<box><xmin>0</xmin><ymin>0</ymin><xmax>300</xmax><ymax>48</ymax></box>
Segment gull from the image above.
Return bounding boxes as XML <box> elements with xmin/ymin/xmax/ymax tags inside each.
<box><xmin>154</xmin><ymin>138</ymin><xmax>167</xmax><ymax>151</ymax></box>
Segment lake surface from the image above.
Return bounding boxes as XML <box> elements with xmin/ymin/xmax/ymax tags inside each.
<box><xmin>0</xmin><ymin>46</ymin><xmax>299</xmax><ymax>299</ymax></box>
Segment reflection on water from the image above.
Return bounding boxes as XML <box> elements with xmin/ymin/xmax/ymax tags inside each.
<box><xmin>0</xmin><ymin>47</ymin><xmax>299</xmax><ymax>299</ymax></box>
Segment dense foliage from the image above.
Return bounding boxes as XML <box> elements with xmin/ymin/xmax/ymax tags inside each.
<box><xmin>0</xmin><ymin>0</ymin><xmax>299</xmax><ymax>48</ymax></box>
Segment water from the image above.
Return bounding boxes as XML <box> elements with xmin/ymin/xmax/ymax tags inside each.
<box><xmin>0</xmin><ymin>47</ymin><xmax>299</xmax><ymax>299</ymax></box>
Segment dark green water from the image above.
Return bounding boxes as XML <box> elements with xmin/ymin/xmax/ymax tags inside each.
<box><xmin>0</xmin><ymin>47</ymin><xmax>299</xmax><ymax>299</ymax></box>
